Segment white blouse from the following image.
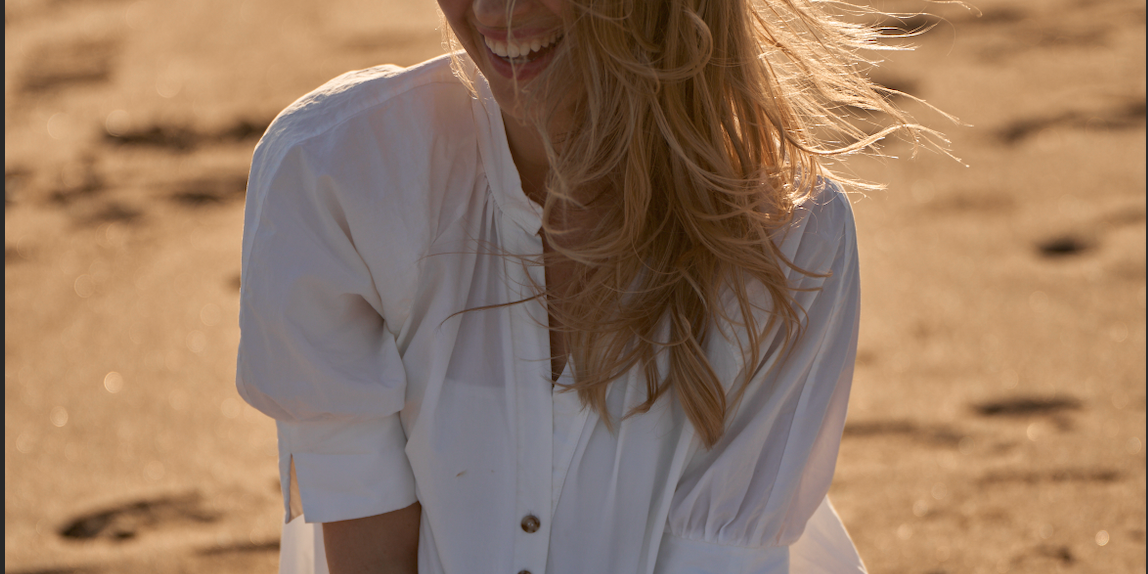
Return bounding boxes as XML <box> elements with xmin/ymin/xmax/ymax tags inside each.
<box><xmin>237</xmin><ymin>54</ymin><xmax>867</xmax><ymax>574</ymax></box>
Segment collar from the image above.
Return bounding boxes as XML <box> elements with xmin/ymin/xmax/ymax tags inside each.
<box><xmin>467</xmin><ymin>59</ymin><xmax>545</xmax><ymax>238</ymax></box>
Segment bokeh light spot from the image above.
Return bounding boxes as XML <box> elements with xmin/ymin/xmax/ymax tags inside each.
<box><xmin>104</xmin><ymin>371</ymin><xmax>124</xmax><ymax>393</ymax></box>
<box><xmin>1096</xmin><ymin>530</ymin><xmax>1110</xmax><ymax>546</ymax></box>
<box><xmin>221</xmin><ymin>398</ymin><xmax>241</xmax><ymax>419</ymax></box>
<box><xmin>74</xmin><ymin>275</ymin><xmax>95</xmax><ymax>298</ymax></box>
<box><xmin>16</xmin><ymin>430</ymin><xmax>35</xmax><ymax>454</ymax></box>
<box><xmin>50</xmin><ymin>406</ymin><xmax>69</xmax><ymax>427</ymax></box>
<box><xmin>186</xmin><ymin>330</ymin><xmax>207</xmax><ymax>354</ymax></box>
<box><xmin>200</xmin><ymin>303</ymin><xmax>222</xmax><ymax>326</ymax></box>
<box><xmin>47</xmin><ymin>113</ymin><xmax>67</xmax><ymax>140</ymax></box>
<box><xmin>105</xmin><ymin>110</ymin><xmax>131</xmax><ymax>137</ymax></box>
<box><xmin>931</xmin><ymin>483</ymin><xmax>948</xmax><ymax>500</ymax></box>
<box><xmin>913</xmin><ymin>499</ymin><xmax>929</xmax><ymax>517</ymax></box>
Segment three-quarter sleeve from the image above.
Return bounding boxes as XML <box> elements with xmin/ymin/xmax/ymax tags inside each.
<box><xmin>656</xmin><ymin>186</ymin><xmax>863</xmax><ymax>573</ymax></box>
<box><xmin>237</xmin><ymin>136</ymin><xmax>418</xmax><ymax>524</ymax></box>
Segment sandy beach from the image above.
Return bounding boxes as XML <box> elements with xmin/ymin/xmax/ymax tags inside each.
<box><xmin>5</xmin><ymin>0</ymin><xmax>1144</xmax><ymax>572</ymax></box>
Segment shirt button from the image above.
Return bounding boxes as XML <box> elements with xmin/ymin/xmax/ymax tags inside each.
<box><xmin>520</xmin><ymin>514</ymin><xmax>541</xmax><ymax>533</ymax></box>
<box><xmin>518</xmin><ymin>571</ymin><xmax>532</xmax><ymax>574</ymax></box>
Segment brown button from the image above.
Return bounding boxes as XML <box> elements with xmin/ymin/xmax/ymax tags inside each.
<box><xmin>520</xmin><ymin>514</ymin><xmax>541</xmax><ymax>533</ymax></box>
<box><xmin>518</xmin><ymin>571</ymin><xmax>532</xmax><ymax>574</ymax></box>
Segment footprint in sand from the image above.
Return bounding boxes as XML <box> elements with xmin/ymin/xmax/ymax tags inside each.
<box><xmin>972</xmin><ymin>394</ymin><xmax>1082</xmax><ymax>417</ymax></box>
<box><xmin>6</xmin><ymin>167</ymin><xmax>32</xmax><ymax>206</ymax></box>
<box><xmin>102</xmin><ymin>118</ymin><xmax>271</xmax><ymax>154</ymax></box>
<box><xmin>978</xmin><ymin>467</ymin><xmax>1122</xmax><ymax>484</ymax></box>
<box><xmin>972</xmin><ymin>394</ymin><xmax>1084</xmax><ymax>433</ymax></box>
<box><xmin>58</xmin><ymin>492</ymin><xmax>220</xmax><ymax>542</ymax></box>
<box><xmin>1036</xmin><ymin>235</ymin><xmax>1091</xmax><ymax>257</ymax></box>
<box><xmin>169</xmin><ymin>174</ymin><xmax>249</xmax><ymax>207</ymax></box>
<box><xmin>842</xmin><ymin>419</ymin><xmax>966</xmax><ymax>448</ymax></box>
<box><xmin>995</xmin><ymin>98</ymin><xmax>1147</xmax><ymax>145</ymax></box>
<box><xmin>6</xmin><ymin>566</ymin><xmax>100</xmax><ymax>574</ymax></box>
<box><xmin>49</xmin><ymin>157</ymin><xmax>105</xmax><ymax>207</ymax></box>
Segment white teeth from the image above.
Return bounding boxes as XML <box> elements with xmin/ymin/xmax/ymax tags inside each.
<box><xmin>483</xmin><ymin>31</ymin><xmax>562</xmax><ymax>61</ymax></box>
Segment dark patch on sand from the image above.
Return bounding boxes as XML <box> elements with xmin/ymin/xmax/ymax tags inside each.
<box><xmin>49</xmin><ymin>158</ymin><xmax>104</xmax><ymax>205</ymax></box>
<box><xmin>5</xmin><ymin>568</ymin><xmax>99</xmax><ymax>574</ymax></box>
<box><xmin>79</xmin><ymin>202</ymin><xmax>144</xmax><ymax>226</ymax></box>
<box><xmin>170</xmin><ymin>175</ymin><xmax>248</xmax><ymax>207</ymax></box>
<box><xmin>1034</xmin><ymin>544</ymin><xmax>1075</xmax><ymax>563</ymax></box>
<box><xmin>843</xmin><ymin>419</ymin><xmax>965</xmax><ymax>446</ymax></box>
<box><xmin>1101</xmin><ymin>204</ymin><xmax>1147</xmax><ymax>226</ymax></box>
<box><xmin>973</xmin><ymin>395</ymin><xmax>1082</xmax><ymax>417</ymax></box>
<box><xmin>997</xmin><ymin>99</ymin><xmax>1147</xmax><ymax>145</ymax></box>
<box><xmin>104</xmin><ymin>118</ymin><xmax>271</xmax><ymax>153</ymax></box>
<box><xmin>21</xmin><ymin>39</ymin><xmax>116</xmax><ymax>94</ymax></box>
<box><xmin>979</xmin><ymin>467</ymin><xmax>1121</xmax><ymax>484</ymax></box>
<box><xmin>105</xmin><ymin>125</ymin><xmax>200</xmax><ymax>152</ymax></box>
<box><xmin>1037</xmin><ymin>235</ymin><xmax>1091</xmax><ymax>257</ymax></box>
<box><xmin>5</xmin><ymin>246</ymin><xmax>20</xmax><ymax>264</ymax></box>
<box><xmin>58</xmin><ymin>492</ymin><xmax>220</xmax><ymax>542</ymax></box>
<box><xmin>6</xmin><ymin>167</ymin><xmax>32</xmax><ymax>205</ymax></box>
<box><xmin>197</xmin><ymin>539</ymin><xmax>280</xmax><ymax>555</ymax></box>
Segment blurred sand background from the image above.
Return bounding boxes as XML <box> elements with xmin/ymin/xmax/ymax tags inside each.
<box><xmin>3</xmin><ymin>0</ymin><xmax>1144</xmax><ymax>572</ymax></box>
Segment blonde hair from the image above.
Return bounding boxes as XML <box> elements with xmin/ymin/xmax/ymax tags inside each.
<box><xmin>445</xmin><ymin>0</ymin><xmax>950</xmax><ymax>447</ymax></box>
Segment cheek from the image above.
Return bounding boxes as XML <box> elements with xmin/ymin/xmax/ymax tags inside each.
<box><xmin>539</xmin><ymin>0</ymin><xmax>567</xmax><ymax>20</ymax></box>
<box><xmin>436</xmin><ymin>0</ymin><xmax>469</xmax><ymax>29</ymax></box>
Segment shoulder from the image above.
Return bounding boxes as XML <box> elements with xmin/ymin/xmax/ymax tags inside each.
<box><xmin>246</xmin><ymin>54</ymin><xmax>480</xmax><ymax>202</ymax></box>
<box><xmin>241</xmin><ymin>55</ymin><xmax>485</xmax><ymax>275</ymax></box>
<box><xmin>778</xmin><ymin>178</ymin><xmax>857</xmax><ymax>276</ymax></box>
<box><xmin>256</xmin><ymin>54</ymin><xmax>471</xmax><ymax>158</ymax></box>
<box><xmin>792</xmin><ymin>179</ymin><xmax>855</xmax><ymax>243</ymax></box>
<box><xmin>244</xmin><ymin>54</ymin><xmax>483</xmax><ymax>237</ymax></box>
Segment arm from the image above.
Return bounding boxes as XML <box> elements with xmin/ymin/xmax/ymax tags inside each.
<box><xmin>323</xmin><ymin>502</ymin><xmax>422</xmax><ymax>574</ymax></box>
<box><xmin>656</xmin><ymin>186</ymin><xmax>863</xmax><ymax>573</ymax></box>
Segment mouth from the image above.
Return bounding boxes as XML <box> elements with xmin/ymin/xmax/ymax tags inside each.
<box><xmin>483</xmin><ymin>31</ymin><xmax>563</xmax><ymax>64</ymax></box>
<box><xmin>480</xmin><ymin>30</ymin><xmax>564</xmax><ymax>80</ymax></box>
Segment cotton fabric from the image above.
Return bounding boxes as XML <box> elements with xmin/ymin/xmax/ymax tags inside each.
<box><xmin>237</xmin><ymin>53</ymin><xmax>866</xmax><ymax>574</ymax></box>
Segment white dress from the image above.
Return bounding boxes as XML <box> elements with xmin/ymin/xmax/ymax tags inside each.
<box><xmin>237</xmin><ymin>53</ymin><xmax>867</xmax><ymax>574</ymax></box>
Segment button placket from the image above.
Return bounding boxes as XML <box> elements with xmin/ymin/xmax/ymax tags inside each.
<box><xmin>504</xmin><ymin>222</ymin><xmax>553</xmax><ymax>574</ymax></box>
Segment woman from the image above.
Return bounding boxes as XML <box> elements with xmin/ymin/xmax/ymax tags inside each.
<box><xmin>237</xmin><ymin>0</ymin><xmax>937</xmax><ymax>572</ymax></box>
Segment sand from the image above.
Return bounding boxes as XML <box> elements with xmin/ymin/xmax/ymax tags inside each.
<box><xmin>4</xmin><ymin>0</ymin><xmax>1144</xmax><ymax>572</ymax></box>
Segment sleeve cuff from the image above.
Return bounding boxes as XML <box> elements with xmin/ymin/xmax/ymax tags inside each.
<box><xmin>277</xmin><ymin>417</ymin><xmax>417</xmax><ymax>524</ymax></box>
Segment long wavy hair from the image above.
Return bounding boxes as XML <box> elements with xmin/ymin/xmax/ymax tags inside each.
<box><xmin>445</xmin><ymin>0</ymin><xmax>951</xmax><ymax>448</ymax></box>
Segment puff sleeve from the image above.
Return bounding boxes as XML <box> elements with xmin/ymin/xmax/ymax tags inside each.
<box><xmin>655</xmin><ymin>186</ymin><xmax>864</xmax><ymax>573</ymax></box>
<box><xmin>236</xmin><ymin>127</ymin><xmax>418</xmax><ymax>525</ymax></box>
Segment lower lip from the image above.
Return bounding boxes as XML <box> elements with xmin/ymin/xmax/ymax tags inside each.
<box><xmin>483</xmin><ymin>38</ymin><xmax>561</xmax><ymax>82</ymax></box>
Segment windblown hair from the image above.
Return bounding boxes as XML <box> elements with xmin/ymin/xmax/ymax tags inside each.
<box><xmin>445</xmin><ymin>0</ymin><xmax>950</xmax><ymax>448</ymax></box>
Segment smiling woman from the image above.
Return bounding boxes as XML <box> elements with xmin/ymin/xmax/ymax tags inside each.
<box><xmin>236</xmin><ymin>0</ymin><xmax>937</xmax><ymax>573</ymax></box>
